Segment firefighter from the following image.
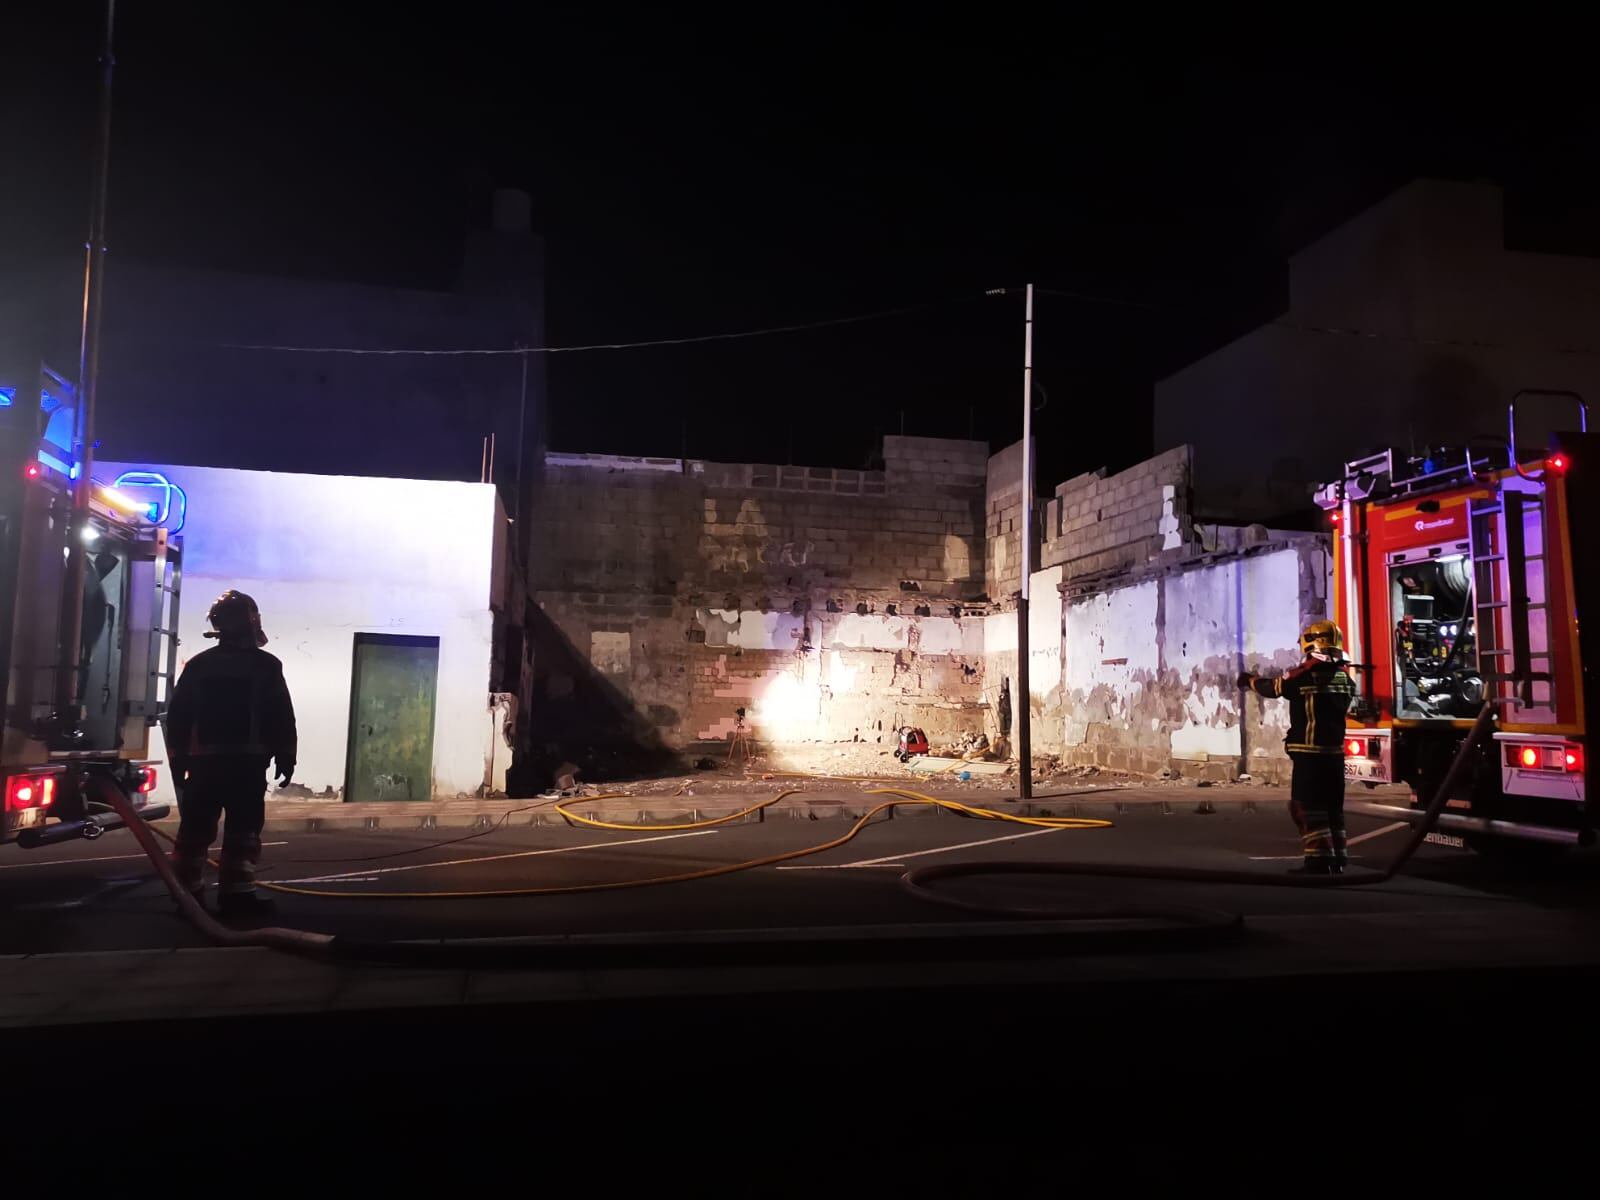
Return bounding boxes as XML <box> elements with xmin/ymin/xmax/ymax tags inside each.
<box><xmin>165</xmin><ymin>591</ymin><xmax>297</xmax><ymax>917</ymax></box>
<box><xmin>1237</xmin><ymin>620</ymin><xmax>1357</xmax><ymax>874</ymax></box>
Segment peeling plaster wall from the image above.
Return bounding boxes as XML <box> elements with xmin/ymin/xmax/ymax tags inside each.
<box><xmin>527</xmin><ymin>438</ymin><xmax>993</xmax><ymax>763</ymax></box>
<box><xmin>1058</xmin><ymin>542</ymin><xmax>1326</xmax><ymax>781</ymax></box>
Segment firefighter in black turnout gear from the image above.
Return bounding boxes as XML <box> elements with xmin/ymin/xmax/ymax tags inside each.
<box><xmin>1238</xmin><ymin>620</ymin><xmax>1357</xmax><ymax>874</ymax></box>
<box><xmin>165</xmin><ymin>591</ymin><xmax>297</xmax><ymax>917</ymax></box>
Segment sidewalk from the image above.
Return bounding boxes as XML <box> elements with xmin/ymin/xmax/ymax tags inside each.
<box><xmin>185</xmin><ymin>780</ymin><xmax>1362</xmax><ymax>836</ymax></box>
<box><xmin>1</xmin><ymin>903</ymin><xmax>1594</xmax><ymax>1030</ymax></box>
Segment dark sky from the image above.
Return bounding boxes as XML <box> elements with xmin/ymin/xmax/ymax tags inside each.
<box><xmin>6</xmin><ymin>4</ymin><xmax>1600</xmax><ymax>487</ymax></box>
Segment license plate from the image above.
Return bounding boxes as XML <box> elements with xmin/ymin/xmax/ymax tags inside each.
<box><xmin>1344</xmin><ymin>758</ymin><xmax>1386</xmax><ymax>780</ymax></box>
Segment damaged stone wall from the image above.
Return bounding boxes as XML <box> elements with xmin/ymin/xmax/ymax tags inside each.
<box><xmin>526</xmin><ymin>437</ymin><xmax>993</xmax><ymax>773</ymax></box>
<box><xmin>1042</xmin><ymin>444</ymin><xmax>1195</xmax><ymax>581</ymax></box>
<box><xmin>1058</xmin><ymin>539</ymin><xmax>1329</xmax><ymax>782</ymax></box>
<box><xmin>690</xmin><ymin>609</ymin><xmax>986</xmax><ymax>747</ymax></box>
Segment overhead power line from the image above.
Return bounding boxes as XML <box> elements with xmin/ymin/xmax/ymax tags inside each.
<box><xmin>209</xmin><ymin>281</ymin><xmax>1600</xmax><ymax>362</ymax></box>
<box><xmin>216</xmin><ymin>296</ymin><xmax>982</xmax><ymax>357</ymax></box>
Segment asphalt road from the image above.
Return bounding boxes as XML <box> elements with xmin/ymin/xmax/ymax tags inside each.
<box><xmin>9</xmin><ymin>788</ymin><xmax>1600</xmax><ymax>1163</ymax></box>
<box><xmin>3</xmin><ymin>788</ymin><xmax>1595</xmax><ymax>956</ymax></box>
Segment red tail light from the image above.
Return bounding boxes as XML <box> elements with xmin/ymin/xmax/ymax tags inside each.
<box><xmin>5</xmin><ymin>774</ymin><xmax>56</xmax><ymax>811</ymax></box>
<box><xmin>1344</xmin><ymin>738</ymin><xmax>1364</xmax><ymax>756</ymax></box>
<box><xmin>1546</xmin><ymin>453</ymin><xmax>1569</xmax><ymax>474</ymax></box>
<box><xmin>137</xmin><ymin>766</ymin><xmax>158</xmax><ymax>793</ymax></box>
<box><xmin>1507</xmin><ymin>743</ymin><xmax>1585</xmax><ymax>772</ymax></box>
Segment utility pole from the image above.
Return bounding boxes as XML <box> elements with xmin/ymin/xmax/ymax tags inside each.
<box><xmin>515</xmin><ymin>344</ymin><xmax>529</xmax><ymax>524</ymax></box>
<box><xmin>52</xmin><ymin>0</ymin><xmax>117</xmax><ymax>743</ymax></box>
<box><xmin>1016</xmin><ymin>283</ymin><xmax>1034</xmax><ymax>800</ymax></box>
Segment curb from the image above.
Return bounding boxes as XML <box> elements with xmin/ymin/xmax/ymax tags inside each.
<box><xmin>154</xmin><ymin>784</ymin><xmax>1372</xmax><ymax>836</ymax></box>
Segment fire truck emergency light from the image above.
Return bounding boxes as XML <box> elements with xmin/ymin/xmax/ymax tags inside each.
<box><xmin>23</xmin><ymin>463</ymin><xmax>40</xmax><ymax>480</ymax></box>
<box><xmin>1546</xmin><ymin>453</ymin><xmax>1569</xmax><ymax>474</ymax></box>
<box><xmin>96</xmin><ymin>484</ymin><xmax>159</xmax><ymax>521</ymax></box>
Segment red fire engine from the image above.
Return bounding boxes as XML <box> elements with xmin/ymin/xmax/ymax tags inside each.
<box><xmin>1316</xmin><ymin>393</ymin><xmax>1595</xmax><ymax>857</ymax></box>
<box><xmin>0</xmin><ymin>363</ymin><xmax>182</xmax><ymax>849</ymax></box>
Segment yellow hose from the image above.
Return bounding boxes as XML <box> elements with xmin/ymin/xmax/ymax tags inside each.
<box><xmin>254</xmin><ymin>787</ymin><xmax>1112</xmax><ymax>901</ymax></box>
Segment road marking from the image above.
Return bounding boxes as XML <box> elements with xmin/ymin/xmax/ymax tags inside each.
<box><xmin>1249</xmin><ymin>821</ymin><xmax>1410</xmax><ymax>860</ymax></box>
<box><xmin>0</xmin><ymin>842</ymin><xmax>289</xmax><ymax>871</ymax></box>
<box><xmin>776</xmin><ymin>826</ymin><xmax>1065</xmax><ymax>870</ymax></box>
<box><xmin>278</xmin><ymin>830</ymin><xmax>719</xmax><ymax>883</ymax></box>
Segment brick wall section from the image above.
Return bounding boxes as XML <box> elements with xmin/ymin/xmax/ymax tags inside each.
<box><xmin>525</xmin><ymin>439</ymin><xmax>991</xmax><ymax>770</ymax></box>
<box><xmin>984</xmin><ymin>439</ymin><xmax>1030</xmax><ymax>602</ymax></box>
<box><xmin>1041</xmin><ymin>444</ymin><xmax>1196</xmax><ymax>580</ymax></box>
<box><xmin>882</xmin><ymin>435</ymin><xmax>990</xmax><ymax>493</ymax></box>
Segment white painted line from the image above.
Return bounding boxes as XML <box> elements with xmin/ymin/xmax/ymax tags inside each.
<box><xmin>0</xmin><ymin>842</ymin><xmax>289</xmax><ymax>871</ymax></box>
<box><xmin>777</xmin><ymin>826</ymin><xmax>1064</xmax><ymax>870</ymax></box>
<box><xmin>279</xmin><ymin>829</ymin><xmax>719</xmax><ymax>884</ymax></box>
<box><xmin>1348</xmin><ymin>821</ymin><xmax>1409</xmax><ymax>847</ymax></box>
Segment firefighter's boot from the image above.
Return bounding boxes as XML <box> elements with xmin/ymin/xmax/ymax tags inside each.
<box><xmin>171</xmin><ymin>845</ymin><xmax>207</xmax><ymax>909</ymax></box>
<box><xmin>1329</xmin><ymin>824</ymin><xmax>1349</xmax><ymax>874</ymax></box>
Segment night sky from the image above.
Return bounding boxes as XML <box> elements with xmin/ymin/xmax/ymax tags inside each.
<box><xmin>6</xmin><ymin>5</ymin><xmax>1600</xmax><ymax>489</ymax></box>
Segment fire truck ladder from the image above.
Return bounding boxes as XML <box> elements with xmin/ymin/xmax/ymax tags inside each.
<box><xmin>1470</xmin><ymin>491</ymin><xmax>1550</xmax><ymax>708</ymax></box>
<box><xmin>131</xmin><ymin>527</ymin><xmax>182</xmax><ymax>719</ymax></box>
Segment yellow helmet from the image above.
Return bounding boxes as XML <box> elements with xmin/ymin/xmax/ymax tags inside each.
<box><xmin>1300</xmin><ymin>619</ymin><xmax>1344</xmax><ymax>660</ymax></box>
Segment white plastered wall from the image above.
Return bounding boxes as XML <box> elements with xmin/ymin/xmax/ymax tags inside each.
<box><xmin>101</xmin><ymin>462</ymin><xmax>499</xmax><ymax>801</ymax></box>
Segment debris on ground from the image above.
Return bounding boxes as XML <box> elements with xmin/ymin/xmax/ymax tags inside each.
<box><xmin>541</xmin><ymin>740</ymin><xmax>1143</xmax><ymax>797</ymax></box>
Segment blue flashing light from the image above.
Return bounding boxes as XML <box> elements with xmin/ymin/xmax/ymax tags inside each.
<box><xmin>1422</xmin><ymin>457</ymin><xmax>1436</xmax><ymax>475</ymax></box>
<box><xmin>0</xmin><ymin>387</ymin><xmax>13</xmax><ymax>408</ymax></box>
<box><xmin>144</xmin><ymin>502</ymin><xmax>159</xmax><ymax>521</ymax></box>
<box><xmin>111</xmin><ymin>470</ymin><xmax>186</xmax><ymax>534</ymax></box>
<box><xmin>38</xmin><ymin>450</ymin><xmax>73</xmax><ymax>476</ymax></box>
<box><xmin>68</xmin><ymin>464</ymin><xmax>80</xmax><ymax>481</ymax></box>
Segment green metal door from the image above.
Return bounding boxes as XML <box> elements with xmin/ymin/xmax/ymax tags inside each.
<box><xmin>344</xmin><ymin>634</ymin><xmax>440</xmax><ymax>802</ymax></box>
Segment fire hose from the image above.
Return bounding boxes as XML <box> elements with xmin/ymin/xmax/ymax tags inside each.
<box><xmin>901</xmin><ymin>700</ymin><xmax>1508</xmax><ymax>914</ymax></box>
<box><xmin>92</xmin><ymin>700</ymin><xmax>1504</xmax><ymax>963</ymax></box>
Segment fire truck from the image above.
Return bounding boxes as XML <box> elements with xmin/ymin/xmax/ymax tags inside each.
<box><xmin>0</xmin><ymin>362</ymin><xmax>182</xmax><ymax>849</ymax></box>
<box><xmin>1315</xmin><ymin>393</ymin><xmax>1595</xmax><ymax>857</ymax></box>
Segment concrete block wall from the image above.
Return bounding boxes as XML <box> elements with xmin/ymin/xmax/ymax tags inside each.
<box><xmin>883</xmin><ymin>435</ymin><xmax>990</xmax><ymax>493</ymax></box>
<box><xmin>1042</xmin><ymin>445</ymin><xmax>1196</xmax><ymax>581</ymax></box>
<box><xmin>524</xmin><ymin>440</ymin><xmax>992</xmax><ymax>773</ymax></box>
<box><xmin>525</xmin><ymin>437</ymin><xmax>1326</xmax><ymax>785</ymax></box>
<box><xmin>984</xmin><ymin>439</ymin><xmax>1031</xmax><ymax>603</ymax></box>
